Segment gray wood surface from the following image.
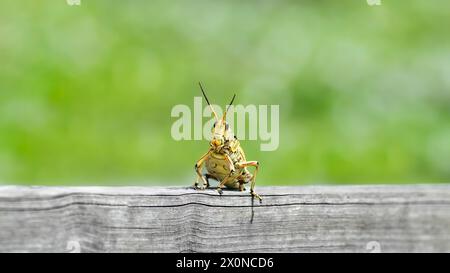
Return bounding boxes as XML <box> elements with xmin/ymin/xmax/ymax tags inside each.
<box><xmin>0</xmin><ymin>185</ymin><xmax>449</xmax><ymax>253</ymax></box>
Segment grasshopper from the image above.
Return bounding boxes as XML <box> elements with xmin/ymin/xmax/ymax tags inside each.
<box><xmin>194</xmin><ymin>82</ymin><xmax>262</xmax><ymax>201</ymax></box>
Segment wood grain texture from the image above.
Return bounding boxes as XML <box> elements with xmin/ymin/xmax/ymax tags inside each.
<box><xmin>0</xmin><ymin>185</ymin><xmax>450</xmax><ymax>253</ymax></box>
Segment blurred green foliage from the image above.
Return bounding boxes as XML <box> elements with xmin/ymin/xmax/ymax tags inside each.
<box><xmin>0</xmin><ymin>0</ymin><xmax>449</xmax><ymax>185</ymax></box>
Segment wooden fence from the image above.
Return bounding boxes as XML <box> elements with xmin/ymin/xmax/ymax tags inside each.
<box><xmin>0</xmin><ymin>185</ymin><xmax>449</xmax><ymax>252</ymax></box>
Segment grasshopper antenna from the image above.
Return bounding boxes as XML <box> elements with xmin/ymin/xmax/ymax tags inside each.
<box><xmin>223</xmin><ymin>94</ymin><xmax>236</xmax><ymax>122</ymax></box>
<box><xmin>199</xmin><ymin>82</ymin><xmax>218</xmax><ymax>121</ymax></box>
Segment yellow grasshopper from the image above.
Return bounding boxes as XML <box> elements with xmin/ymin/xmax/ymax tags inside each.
<box><xmin>194</xmin><ymin>82</ymin><xmax>262</xmax><ymax>201</ymax></box>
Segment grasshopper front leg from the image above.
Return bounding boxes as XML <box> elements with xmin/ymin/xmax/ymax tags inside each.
<box><xmin>236</xmin><ymin>161</ymin><xmax>261</xmax><ymax>201</ymax></box>
<box><xmin>194</xmin><ymin>150</ymin><xmax>212</xmax><ymax>190</ymax></box>
<box><xmin>216</xmin><ymin>154</ymin><xmax>236</xmax><ymax>195</ymax></box>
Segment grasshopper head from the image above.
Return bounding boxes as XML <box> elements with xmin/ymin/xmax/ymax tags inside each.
<box><xmin>210</xmin><ymin>120</ymin><xmax>233</xmax><ymax>149</ymax></box>
<box><xmin>199</xmin><ymin>82</ymin><xmax>235</xmax><ymax>151</ymax></box>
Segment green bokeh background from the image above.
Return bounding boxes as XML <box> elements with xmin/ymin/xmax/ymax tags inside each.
<box><xmin>1</xmin><ymin>1</ymin><xmax>449</xmax><ymax>186</ymax></box>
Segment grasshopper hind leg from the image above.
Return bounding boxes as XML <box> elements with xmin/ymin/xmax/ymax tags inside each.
<box><xmin>236</xmin><ymin>161</ymin><xmax>262</xmax><ymax>202</ymax></box>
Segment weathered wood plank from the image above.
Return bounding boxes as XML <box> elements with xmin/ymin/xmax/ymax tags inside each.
<box><xmin>0</xmin><ymin>185</ymin><xmax>449</xmax><ymax>253</ymax></box>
